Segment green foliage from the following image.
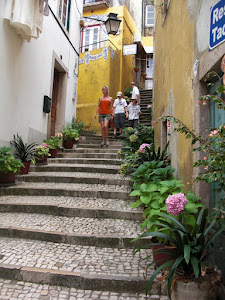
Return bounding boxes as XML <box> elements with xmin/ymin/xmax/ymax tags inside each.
<box><xmin>34</xmin><ymin>145</ymin><xmax>50</xmax><ymax>159</ymax></box>
<box><xmin>124</xmin><ymin>86</ymin><xmax>133</xmax><ymax>98</ymax></box>
<box><xmin>10</xmin><ymin>134</ymin><xmax>37</xmax><ymax>162</ymax></box>
<box><xmin>134</xmin><ymin>208</ymin><xmax>225</xmax><ymax>298</ymax></box>
<box><xmin>44</xmin><ymin>136</ymin><xmax>62</xmax><ymax>149</ymax></box>
<box><xmin>62</xmin><ymin>126</ymin><xmax>79</xmax><ymax>141</ymax></box>
<box><xmin>71</xmin><ymin>120</ymin><xmax>86</xmax><ymax>134</ymax></box>
<box><xmin>0</xmin><ymin>146</ymin><xmax>24</xmax><ymax>174</ymax></box>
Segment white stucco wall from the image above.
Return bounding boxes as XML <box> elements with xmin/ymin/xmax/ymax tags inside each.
<box><xmin>0</xmin><ymin>0</ymin><xmax>83</xmax><ymax>146</ymax></box>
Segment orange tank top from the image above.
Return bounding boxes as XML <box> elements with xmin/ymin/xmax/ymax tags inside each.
<box><xmin>99</xmin><ymin>97</ymin><xmax>111</xmax><ymax>114</ymax></box>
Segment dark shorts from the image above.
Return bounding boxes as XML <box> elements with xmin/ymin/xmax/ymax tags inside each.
<box><xmin>128</xmin><ymin>119</ymin><xmax>138</xmax><ymax>128</ymax></box>
<box><xmin>114</xmin><ymin>113</ymin><xmax>125</xmax><ymax>129</ymax></box>
<box><xmin>99</xmin><ymin>114</ymin><xmax>111</xmax><ymax>123</ymax></box>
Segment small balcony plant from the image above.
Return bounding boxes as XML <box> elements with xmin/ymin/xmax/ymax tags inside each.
<box><xmin>0</xmin><ymin>146</ymin><xmax>24</xmax><ymax>184</ymax></box>
<box><xmin>134</xmin><ymin>65</ymin><xmax>140</xmax><ymax>72</ymax></box>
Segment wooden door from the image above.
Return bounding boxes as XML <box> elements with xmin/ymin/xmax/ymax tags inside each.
<box><xmin>51</xmin><ymin>70</ymin><xmax>59</xmax><ymax>136</ymax></box>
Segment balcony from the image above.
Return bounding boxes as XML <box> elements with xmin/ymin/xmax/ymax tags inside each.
<box><xmin>83</xmin><ymin>0</ymin><xmax>110</xmax><ymax>11</ymax></box>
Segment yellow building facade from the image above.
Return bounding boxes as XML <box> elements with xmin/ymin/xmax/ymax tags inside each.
<box><xmin>77</xmin><ymin>3</ymin><xmax>153</xmax><ymax>133</ymax></box>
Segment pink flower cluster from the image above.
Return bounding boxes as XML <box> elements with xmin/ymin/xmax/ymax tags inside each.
<box><xmin>165</xmin><ymin>193</ymin><xmax>188</xmax><ymax>216</ymax></box>
<box><xmin>209</xmin><ymin>129</ymin><xmax>218</xmax><ymax>137</ymax></box>
<box><xmin>41</xmin><ymin>143</ymin><xmax>48</xmax><ymax>149</ymax></box>
<box><xmin>139</xmin><ymin>143</ymin><xmax>151</xmax><ymax>153</ymax></box>
<box><xmin>147</xmin><ymin>104</ymin><xmax>152</xmax><ymax>109</ymax></box>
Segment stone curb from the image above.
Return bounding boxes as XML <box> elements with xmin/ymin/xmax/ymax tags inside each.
<box><xmin>17</xmin><ymin>174</ymin><xmax>130</xmax><ymax>186</ymax></box>
<box><xmin>0</xmin><ymin>263</ymin><xmax>161</xmax><ymax>294</ymax></box>
<box><xmin>48</xmin><ymin>158</ymin><xmax>121</xmax><ymax>166</ymax></box>
<box><xmin>0</xmin><ymin>203</ymin><xmax>142</xmax><ymax>220</ymax></box>
<box><xmin>0</xmin><ymin>227</ymin><xmax>149</xmax><ymax>248</ymax></box>
<box><xmin>0</xmin><ymin>187</ymin><xmax>133</xmax><ymax>200</ymax></box>
<box><xmin>57</xmin><ymin>153</ymin><xmax>119</xmax><ymax>159</ymax></box>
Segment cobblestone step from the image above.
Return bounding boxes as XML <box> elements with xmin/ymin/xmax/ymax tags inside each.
<box><xmin>57</xmin><ymin>152</ymin><xmax>119</xmax><ymax>159</ymax></box>
<box><xmin>0</xmin><ymin>278</ymin><xmax>169</xmax><ymax>300</ymax></box>
<box><xmin>17</xmin><ymin>172</ymin><xmax>130</xmax><ymax>186</ymax></box>
<box><xmin>29</xmin><ymin>163</ymin><xmax>120</xmax><ymax>174</ymax></box>
<box><xmin>0</xmin><ymin>182</ymin><xmax>132</xmax><ymax>200</ymax></box>
<box><xmin>48</xmin><ymin>158</ymin><xmax>121</xmax><ymax>166</ymax></box>
<box><xmin>0</xmin><ymin>212</ymin><xmax>144</xmax><ymax>247</ymax></box>
<box><xmin>0</xmin><ymin>238</ymin><xmax>161</xmax><ymax>295</ymax></box>
<box><xmin>77</xmin><ymin>144</ymin><xmax>121</xmax><ymax>149</ymax></box>
<box><xmin>62</xmin><ymin>148</ymin><xmax>119</xmax><ymax>154</ymax></box>
<box><xmin>0</xmin><ymin>196</ymin><xmax>142</xmax><ymax>221</ymax></box>
<box><xmin>79</xmin><ymin>139</ymin><xmax>122</xmax><ymax>145</ymax></box>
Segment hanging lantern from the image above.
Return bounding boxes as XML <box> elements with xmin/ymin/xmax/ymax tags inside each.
<box><xmin>104</xmin><ymin>13</ymin><xmax>121</xmax><ymax>35</ymax></box>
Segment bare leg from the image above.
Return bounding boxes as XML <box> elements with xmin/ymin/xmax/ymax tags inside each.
<box><xmin>104</xmin><ymin>120</ymin><xmax>109</xmax><ymax>140</ymax></box>
<box><xmin>100</xmin><ymin>122</ymin><xmax>105</xmax><ymax>141</ymax></box>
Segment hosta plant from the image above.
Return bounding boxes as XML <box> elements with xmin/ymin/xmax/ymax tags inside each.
<box><xmin>0</xmin><ymin>146</ymin><xmax>24</xmax><ymax>174</ymax></box>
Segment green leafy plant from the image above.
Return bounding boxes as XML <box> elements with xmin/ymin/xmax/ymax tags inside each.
<box><xmin>0</xmin><ymin>146</ymin><xmax>24</xmax><ymax>174</ymax></box>
<box><xmin>10</xmin><ymin>134</ymin><xmax>37</xmax><ymax>162</ymax></box>
<box><xmin>34</xmin><ymin>143</ymin><xmax>50</xmax><ymax>159</ymax></box>
<box><xmin>62</xmin><ymin>126</ymin><xmax>79</xmax><ymax>141</ymax></box>
<box><xmin>71</xmin><ymin>120</ymin><xmax>86</xmax><ymax>134</ymax></box>
<box><xmin>134</xmin><ymin>208</ymin><xmax>225</xmax><ymax>298</ymax></box>
<box><xmin>124</xmin><ymin>86</ymin><xmax>133</xmax><ymax>98</ymax></box>
<box><xmin>45</xmin><ymin>136</ymin><xmax>62</xmax><ymax>149</ymax></box>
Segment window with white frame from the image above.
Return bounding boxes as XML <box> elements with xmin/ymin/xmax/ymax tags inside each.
<box><xmin>146</xmin><ymin>5</ymin><xmax>154</xmax><ymax>26</ymax></box>
<box><xmin>58</xmin><ymin>0</ymin><xmax>71</xmax><ymax>31</ymax></box>
<box><xmin>81</xmin><ymin>25</ymin><xmax>106</xmax><ymax>52</ymax></box>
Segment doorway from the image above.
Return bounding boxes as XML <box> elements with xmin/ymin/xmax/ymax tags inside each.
<box><xmin>50</xmin><ymin>69</ymin><xmax>59</xmax><ymax>136</ymax></box>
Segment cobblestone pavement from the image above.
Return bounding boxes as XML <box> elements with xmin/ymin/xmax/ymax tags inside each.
<box><xmin>0</xmin><ymin>238</ymin><xmax>152</xmax><ymax>276</ymax></box>
<box><xmin>0</xmin><ymin>196</ymin><xmax>143</xmax><ymax>212</ymax></box>
<box><xmin>6</xmin><ymin>182</ymin><xmax>130</xmax><ymax>193</ymax></box>
<box><xmin>32</xmin><ymin>163</ymin><xmax>121</xmax><ymax>170</ymax></box>
<box><xmin>0</xmin><ymin>213</ymin><xmax>143</xmax><ymax>236</ymax></box>
<box><xmin>0</xmin><ymin>279</ymin><xmax>169</xmax><ymax>300</ymax></box>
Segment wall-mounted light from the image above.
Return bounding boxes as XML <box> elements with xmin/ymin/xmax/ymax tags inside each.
<box><xmin>104</xmin><ymin>13</ymin><xmax>121</xmax><ymax>35</ymax></box>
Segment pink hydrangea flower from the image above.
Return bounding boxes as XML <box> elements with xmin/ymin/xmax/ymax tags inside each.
<box><xmin>139</xmin><ymin>143</ymin><xmax>151</xmax><ymax>153</ymax></box>
<box><xmin>41</xmin><ymin>143</ymin><xmax>48</xmax><ymax>148</ymax></box>
<box><xmin>147</xmin><ymin>104</ymin><xmax>152</xmax><ymax>109</ymax></box>
<box><xmin>165</xmin><ymin>193</ymin><xmax>188</xmax><ymax>216</ymax></box>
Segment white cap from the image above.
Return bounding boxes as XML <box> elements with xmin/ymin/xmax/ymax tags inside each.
<box><xmin>117</xmin><ymin>91</ymin><xmax>122</xmax><ymax>97</ymax></box>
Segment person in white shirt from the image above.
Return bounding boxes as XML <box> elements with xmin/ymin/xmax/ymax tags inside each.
<box><xmin>112</xmin><ymin>91</ymin><xmax>128</xmax><ymax>138</ymax></box>
<box><xmin>130</xmin><ymin>82</ymin><xmax>140</xmax><ymax>105</ymax></box>
<box><xmin>127</xmin><ymin>97</ymin><xmax>141</xmax><ymax>128</ymax></box>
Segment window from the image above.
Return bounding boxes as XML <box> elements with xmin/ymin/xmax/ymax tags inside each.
<box><xmin>59</xmin><ymin>0</ymin><xmax>71</xmax><ymax>31</ymax></box>
<box><xmin>146</xmin><ymin>5</ymin><xmax>154</xmax><ymax>26</ymax></box>
<box><xmin>81</xmin><ymin>25</ymin><xmax>103</xmax><ymax>52</ymax></box>
<box><xmin>92</xmin><ymin>28</ymin><xmax>99</xmax><ymax>50</ymax></box>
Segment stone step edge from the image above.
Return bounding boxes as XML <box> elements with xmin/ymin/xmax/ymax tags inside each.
<box><xmin>0</xmin><ymin>226</ymin><xmax>149</xmax><ymax>249</ymax></box>
<box><xmin>16</xmin><ymin>175</ymin><xmax>130</xmax><ymax>187</ymax></box>
<box><xmin>0</xmin><ymin>263</ymin><xmax>161</xmax><ymax>295</ymax></box>
<box><xmin>0</xmin><ymin>203</ymin><xmax>142</xmax><ymax>221</ymax></box>
<box><xmin>0</xmin><ymin>187</ymin><xmax>133</xmax><ymax>201</ymax></box>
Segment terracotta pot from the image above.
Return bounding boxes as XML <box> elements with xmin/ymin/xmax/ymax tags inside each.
<box><xmin>0</xmin><ymin>171</ymin><xmax>15</xmax><ymax>185</ymax></box>
<box><xmin>171</xmin><ymin>279</ymin><xmax>216</xmax><ymax>300</ymax></box>
<box><xmin>151</xmin><ymin>240</ymin><xmax>176</xmax><ymax>267</ymax></box>
<box><xmin>141</xmin><ymin>73</ymin><xmax>147</xmax><ymax>78</ymax></box>
<box><xmin>49</xmin><ymin>148</ymin><xmax>58</xmax><ymax>158</ymax></box>
<box><xmin>20</xmin><ymin>161</ymin><xmax>31</xmax><ymax>175</ymax></box>
<box><xmin>35</xmin><ymin>155</ymin><xmax>48</xmax><ymax>165</ymax></box>
<box><xmin>134</xmin><ymin>67</ymin><xmax>139</xmax><ymax>72</ymax></box>
<box><xmin>63</xmin><ymin>140</ymin><xmax>74</xmax><ymax>149</ymax></box>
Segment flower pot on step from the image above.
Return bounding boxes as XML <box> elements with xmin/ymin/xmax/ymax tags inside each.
<box><xmin>20</xmin><ymin>161</ymin><xmax>31</xmax><ymax>174</ymax></box>
<box><xmin>35</xmin><ymin>155</ymin><xmax>48</xmax><ymax>165</ymax></box>
<box><xmin>0</xmin><ymin>171</ymin><xmax>15</xmax><ymax>185</ymax></box>
<box><xmin>63</xmin><ymin>140</ymin><xmax>74</xmax><ymax>149</ymax></box>
<box><xmin>151</xmin><ymin>239</ymin><xmax>176</xmax><ymax>267</ymax></box>
<box><xmin>49</xmin><ymin>148</ymin><xmax>58</xmax><ymax>158</ymax></box>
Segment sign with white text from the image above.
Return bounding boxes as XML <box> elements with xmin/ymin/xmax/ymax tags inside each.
<box><xmin>209</xmin><ymin>0</ymin><xmax>225</xmax><ymax>50</ymax></box>
<box><xmin>123</xmin><ymin>44</ymin><xmax>137</xmax><ymax>55</ymax></box>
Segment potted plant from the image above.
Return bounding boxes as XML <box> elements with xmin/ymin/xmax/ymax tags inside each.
<box><xmin>62</xmin><ymin>126</ymin><xmax>79</xmax><ymax>149</ymax></box>
<box><xmin>10</xmin><ymin>134</ymin><xmax>37</xmax><ymax>174</ymax></box>
<box><xmin>141</xmin><ymin>72</ymin><xmax>147</xmax><ymax>79</ymax></box>
<box><xmin>45</xmin><ymin>134</ymin><xmax>62</xmax><ymax>158</ymax></box>
<box><xmin>134</xmin><ymin>204</ymin><xmax>225</xmax><ymax>300</ymax></box>
<box><xmin>0</xmin><ymin>146</ymin><xmax>24</xmax><ymax>185</ymax></box>
<box><xmin>34</xmin><ymin>143</ymin><xmax>50</xmax><ymax>165</ymax></box>
<box><xmin>134</xmin><ymin>65</ymin><xmax>140</xmax><ymax>72</ymax></box>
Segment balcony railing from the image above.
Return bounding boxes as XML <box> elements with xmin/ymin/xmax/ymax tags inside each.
<box><xmin>83</xmin><ymin>0</ymin><xmax>110</xmax><ymax>10</ymax></box>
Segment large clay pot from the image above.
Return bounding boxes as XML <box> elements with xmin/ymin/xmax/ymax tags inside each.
<box><xmin>63</xmin><ymin>140</ymin><xmax>74</xmax><ymax>149</ymax></box>
<box><xmin>134</xmin><ymin>67</ymin><xmax>139</xmax><ymax>72</ymax></box>
<box><xmin>0</xmin><ymin>171</ymin><xmax>15</xmax><ymax>185</ymax></box>
<box><xmin>151</xmin><ymin>240</ymin><xmax>176</xmax><ymax>267</ymax></box>
<box><xmin>171</xmin><ymin>279</ymin><xmax>216</xmax><ymax>300</ymax></box>
<box><xmin>20</xmin><ymin>161</ymin><xmax>31</xmax><ymax>175</ymax></box>
<box><xmin>49</xmin><ymin>148</ymin><xmax>58</xmax><ymax>158</ymax></box>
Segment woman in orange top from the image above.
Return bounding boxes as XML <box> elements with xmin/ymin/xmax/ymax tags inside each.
<box><xmin>94</xmin><ymin>86</ymin><xmax>113</xmax><ymax>146</ymax></box>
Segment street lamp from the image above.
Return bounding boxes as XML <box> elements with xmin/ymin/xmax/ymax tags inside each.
<box><xmin>104</xmin><ymin>13</ymin><xmax>121</xmax><ymax>35</ymax></box>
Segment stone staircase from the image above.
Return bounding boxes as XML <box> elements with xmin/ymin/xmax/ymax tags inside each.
<box><xmin>0</xmin><ymin>132</ymin><xmax>168</xmax><ymax>299</ymax></box>
<box><xmin>139</xmin><ymin>89</ymin><xmax>153</xmax><ymax>127</ymax></box>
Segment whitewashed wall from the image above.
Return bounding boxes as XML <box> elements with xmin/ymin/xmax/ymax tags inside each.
<box><xmin>0</xmin><ymin>0</ymin><xmax>83</xmax><ymax>146</ymax></box>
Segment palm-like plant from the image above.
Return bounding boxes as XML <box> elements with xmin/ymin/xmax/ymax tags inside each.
<box><xmin>10</xmin><ymin>134</ymin><xmax>37</xmax><ymax>162</ymax></box>
<box><xmin>134</xmin><ymin>208</ymin><xmax>225</xmax><ymax>299</ymax></box>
